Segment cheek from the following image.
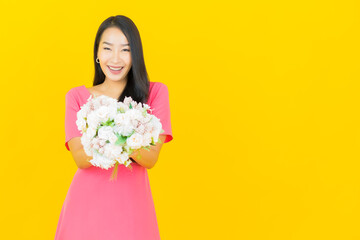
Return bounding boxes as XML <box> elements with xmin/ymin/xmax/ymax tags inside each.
<box><xmin>126</xmin><ymin>55</ymin><xmax>132</xmax><ymax>65</ymax></box>
<box><xmin>98</xmin><ymin>50</ymin><xmax>112</xmax><ymax>60</ymax></box>
<box><xmin>121</xmin><ymin>52</ymin><xmax>131</xmax><ymax>61</ymax></box>
<box><xmin>98</xmin><ymin>52</ymin><xmax>106</xmax><ymax>60</ymax></box>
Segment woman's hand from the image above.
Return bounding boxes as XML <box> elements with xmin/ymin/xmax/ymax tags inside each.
<box><xmin>129</xmin><ymin>148</ymin><xmax>141</xmax><ymax>162</ymax></box>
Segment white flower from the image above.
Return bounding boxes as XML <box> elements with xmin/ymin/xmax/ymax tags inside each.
<box><xmin>89</xmin><ymin>137</ymin><xmax>103</xmax><ymax>150</ymax></box>
<box><xmin>92</xmin><ymin>142</ymin><xmax>100</xmax><ymax>150</ymax></box>
<box><xmin>123</xmin><ymin>145</ymin><xmax>130</xmax><ymax>152</ymax></box>
<box><xmin>98</xmin><ymin>146</ymin><xmax>105</xmax><ymax>155</ymax></box>
<box><xmin>98</xmin><ymin>126</ymin><xmax>114</xmax><ymax>140</ymax></box>
<box><xmin>99</xmin><ymin>139</ymin><xmax>106</xmax><ymax>146</ymax></box>
<box><xmin>124</xmin><ymin>109</ymin><xmax>142</xmax><ymax>121</ymax></box>
<box><xmin>126</xmin><ymin>133</ymin><xmax>144</xmax><ymax>149</ymax></box>
<box><xmin>117</xmin><ymin>102</ymin><xmax>129</xmax><ymax>112</ymax></box>
<box><xmin>75</xmin><ymin>93</ymin><xmax>163</xmax><ymax>173</ymax></box>
<box><xmin>142</xmin><ymin>133</ymin><xmax>152</xmax><ymax>145</ymax></box>
<box><xmin>85</xmin><ymin>127</ymin><xmax>96</xmax><ymax>139</ymax></box>
<box><xmin>113</xmin><ymin>115</ymin><xmax>134</xmax><ymax>136</ymax></box>
<box><xmin>95</xmin><ymin>106</ymin><xmax>116</xmax><ymax>122</ymax></box>
<box><xmin>87</xmin><ymin>111</ymin><xmax>100</xmax><ymax>129</ymax></box>
<box><xmin>140</xmin><ymin>114</ymin><xmax>152</xmax><ymax>124</ymax></box>
<box><xmin>124</xmin><ymin>159</ymin><xmax>132</xmax><ymax>167</ymax></box>
<box><xmin>116</xmin><ymin>152</ymin><xmax>129</xmax><ymax>164</ymax></box>
<box><xmin>136</xmin><ymin>124</ymin><xmax>145</xmax><ymax>135</ymax></box>
<box><xmin>123</xmin><ymin>96</ymin><xmax>133</xmax><ymax>105</ymax></box>
<box><xmin>105</xmin><ymin>144</ymin><xmax>123</xmax><ymax>160</ymax></box>
<box><xmin>76</xmin><ymin>117</ymin><xmax>87</xmax><ymax>132</ymax></box>
<box><xmin>77</xmin><ymin>105</ymin><xmax>88</xmax><ymax>118</ymax></box>
<box><xmin>143</xmin><ymin>103</ymin><xmax>151</xmax><ymax>111</ymax></box>
<box><xmin>108</xmin><ymin>133</ymin><xmax>118</xmax><ymax>144</ymax></box>
<box><xmin>80</xmin><ymin>135</ymin><xmax>93</xmax><ymax>156</ymax></box>
<box><xmin>135</xmin><ymin>103</ymin><xmax>143</xmax><ymax>110</ymax></box>
<box><xmin>121</xmin><ymin>125</ymin><xmax>134</xmax><ymax>136</ymax></box>
<box><xmin>94</xmin><ymin>95</ymin><xmax>118</xmax><ymax>109</ymax></box>
<box><xmin>84</xmin><ymin>146</ymin><xmax>93</xmax><ymax>156</ymax></box>
<box><xmin>80</xmin><ymin>135</ymin><xmax>91</xmax><ymax>149</ymax></box>
<box><xmin>90</xmin><ymin>151</ymin><xmax>116</xmax><ymax>170</ymax></box>
<box><xmin>152</xmin><ymin>134</ymin><xmax>159</xmax><ymax>143</ymax></box>
<box><xmin>114</xmin><ymin>113</ymin><xmax>129</xmax><ymax>125</ymax></box>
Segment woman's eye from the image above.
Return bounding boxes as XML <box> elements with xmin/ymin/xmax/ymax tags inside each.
<box><xmin>103</xmin><ymin>48</ymin><xmax>129</xmax><ymax>51</ymax></box>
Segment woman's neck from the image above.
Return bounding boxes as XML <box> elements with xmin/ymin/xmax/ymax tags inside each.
<box><xmin>99</xmin><ymin>78</ymin><xmax>128</xmax><ymax>96</ymax></box>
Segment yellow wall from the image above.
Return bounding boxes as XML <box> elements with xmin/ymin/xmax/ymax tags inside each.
<box><xmin>1</xmin><ymin>0</ymin><xmax>360</xmax><ymax>239</ymax></box>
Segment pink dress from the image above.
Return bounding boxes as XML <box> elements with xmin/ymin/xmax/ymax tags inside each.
<box><xmin>55</xmin><ymin>81</ymin><xmax>173</xmax><ymax>240</ymax></box>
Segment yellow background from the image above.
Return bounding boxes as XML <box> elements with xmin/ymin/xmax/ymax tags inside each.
<box><xmin>1</xmin><ymin>0</ymin><xmax>360</xmax><ymax>239</ymax></box>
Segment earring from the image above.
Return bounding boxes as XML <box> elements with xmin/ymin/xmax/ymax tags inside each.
<box><xmin>96</xmin><ymin>57</ymin><xmax>100</xmax><ymax>63</ymax></box>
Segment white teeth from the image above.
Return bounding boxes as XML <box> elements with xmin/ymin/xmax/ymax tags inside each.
<box><xmin>109</xmin><ymin>66</ymin><xmax>123</xmax><ymax>70</ymax></box>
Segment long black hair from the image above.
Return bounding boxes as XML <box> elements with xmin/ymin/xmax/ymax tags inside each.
<box><xmin>93</xmin><ymin>15</ymin><xmax>150</xmax><ymax>103</ymax></box>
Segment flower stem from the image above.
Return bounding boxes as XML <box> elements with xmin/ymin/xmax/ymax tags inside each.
<box><xmin>110</xmin><ymin>162</ymin><xmax>119</xmax><ymax>181</ymax></box>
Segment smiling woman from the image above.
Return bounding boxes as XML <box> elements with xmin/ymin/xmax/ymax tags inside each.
<box><xmin>55</xmin><ymin>15</ymin><xmax>173</xmax><ymax>240</ymax></box>
<box><xmin>97</xmin><ymin>27</ymin><xmax>132</xmax><ymax>84</ymax></box>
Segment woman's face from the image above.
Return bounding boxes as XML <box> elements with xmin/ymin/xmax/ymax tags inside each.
<box><xmin>97</xmin><ymin>27</ymin><xmax>132</xmax><ymax>83</ymax></box>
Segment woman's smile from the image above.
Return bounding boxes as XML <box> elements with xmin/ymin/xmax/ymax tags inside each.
<box><xmin>108</xmin><ymin>65</ymin><xmax>124</xmax><ymax>74</ymax></box>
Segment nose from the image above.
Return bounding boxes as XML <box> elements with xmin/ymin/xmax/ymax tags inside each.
<box><xmin>111</xmin><ymin>50</ymin><xmax>123</xmax><ymax>64</ymax></box>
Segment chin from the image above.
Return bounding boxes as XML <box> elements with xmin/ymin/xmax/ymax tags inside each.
<box><xmin>107</xmin><ymin>77</ymin><xmax>128</xmax><ymax>82</ymax></box>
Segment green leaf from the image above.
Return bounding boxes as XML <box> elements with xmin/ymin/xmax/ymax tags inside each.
<box><xmin>115</xmin><ymin>135</ymin><xmax>127</xmax><ymax>145</ymax></box>
<box><xmin>129</xmin><ymin>103</ymin><xmax>133</xmax><ymax>109</ymax></box>
<box><xmin>101</xmin><ymin>119</ymin><xmax>115</xmax><ymax>126</ymax></box>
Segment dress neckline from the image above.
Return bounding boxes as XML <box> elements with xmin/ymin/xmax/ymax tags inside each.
<box><xmin>80</xmin><ymin>82</ymin><xmax>154</xmax><ymax>101</ymax></box>
<box><xmin>80</xmin><ymin>85</ymin><xmax>119</xmax><ymax>101</ymax></box>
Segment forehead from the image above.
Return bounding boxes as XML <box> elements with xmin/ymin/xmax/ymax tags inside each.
<box><xmin>100</xmin><ymin>27</ymin><xmax>129</xmax><ymax>45</ymax></box>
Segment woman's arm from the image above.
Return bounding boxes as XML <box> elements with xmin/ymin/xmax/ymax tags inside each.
<box><xmin>67</xmin><ymin>134</ymin><xmax>167</xmax><ymax>169</ymax></box>
<box><xmin>67</xmin><ymin>137</ymin><xmax>93</xmax><ymax>169</ymax></box>
<box><xmin>129</xmin><ymin>134</ymin><xmax>166</xmax><ymax>169</ymax></box>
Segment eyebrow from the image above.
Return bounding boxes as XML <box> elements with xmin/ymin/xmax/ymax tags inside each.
<box><xmin>102</xmin><ymin>41</ymin><xmax>129</xmax><ymax>46</ymax></box>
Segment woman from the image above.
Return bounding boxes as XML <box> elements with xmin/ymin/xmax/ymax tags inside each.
<box><xmin>55</xmin><ymin>15</ymin><xmax>173</xmax><ymax>240</ymax></box>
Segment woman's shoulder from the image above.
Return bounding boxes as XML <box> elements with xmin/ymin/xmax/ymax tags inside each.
<box><xmin>148</xmin><ymin>81</ymin><xmax>169</xmax><ymax>104</ymax></box>
<box><xmin>66</xmin><ymin>85</ymin><xmax>85</xmax><ymax>96</ymax></box>
<box><xmin>150</xmin><ymin>81</ymin><xmax>167</xmax><ymax>88</ymax></box>
<box><xmin>65</xmin><ymin>85</ymin><xmax>89</xmax><ymax>108</ymax></box>
<box><xmin>149</xmin><ymin>81</ymin><xmax>168</xmax><ymax>95</ymax></box>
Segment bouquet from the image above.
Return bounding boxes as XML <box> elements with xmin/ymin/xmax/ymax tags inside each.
<box><xmin>76</xmin><ymin>94</ymin><xmax>164</xmax><ymax>180</ymax></box>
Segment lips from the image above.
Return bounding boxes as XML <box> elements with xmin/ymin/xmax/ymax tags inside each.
<box><xmin>108</xmin><ymin>65</ymin><xmax>124</xmax><ymax>70</ymax></box>
<box><xmin>108</xmin><ymin>66</ymin><xmax>124</xmax><ymax>74</ymax></box>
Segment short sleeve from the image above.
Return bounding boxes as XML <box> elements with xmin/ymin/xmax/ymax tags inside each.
<box><xmin>65</xmin><ymin>89</ymin><xmax>82</xmax><ymax>151</ymax></box>
<box><xmin>150</xmin><ymin>83</ymin><xmax>173</xmax><ymax>143</ymax></box>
